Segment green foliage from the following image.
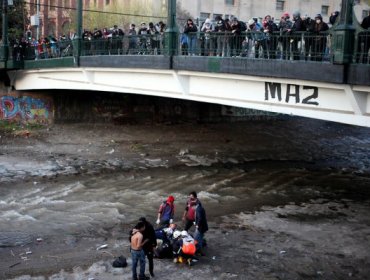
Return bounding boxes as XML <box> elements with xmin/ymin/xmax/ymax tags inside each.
<box><xmin>0</xmin><ymin>0</ymin><xmax>28</xmax><ymax>43</ymax></box>
<box><xmin>82</xmin><ymin>1</ymin><xmax>165</xmax><ymax>31</ymax></box>
<box><xmin>0</xmin><ymin>120</ymin><xmax>44</xmax><ymax>132</ymax></box>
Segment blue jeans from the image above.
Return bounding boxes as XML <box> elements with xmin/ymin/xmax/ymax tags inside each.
<box><xmin>187</xmin><ymin>35</ymin><xmax>197</xmax><ymax>55</ymax></box>
<box><xmin>194</xmin><ymin>229</ymin><xmax>204</xmax><ymax>250</ymax></box>
<box><xmin>131</xmin><ymin>249</ymin><xmax>145</xmax><ymax>279</ymax></box>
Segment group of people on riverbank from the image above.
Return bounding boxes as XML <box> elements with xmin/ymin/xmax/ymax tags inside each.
<box><xmin>130</xmin><ymin>191</ymin><xmax>208</xmax><ymax>280</ymax></box>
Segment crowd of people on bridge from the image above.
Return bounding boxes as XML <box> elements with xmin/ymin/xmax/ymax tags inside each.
<box><xmin>11</xmin><ymin>9</ymin><xmax>370</xmax><ymax>63</ymax></box>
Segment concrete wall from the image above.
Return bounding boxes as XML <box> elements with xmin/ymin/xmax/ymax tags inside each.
<box><xmin>0</xmin><ymin>90</ymin><xmax>54</xmax><ymax>125</ymax></box>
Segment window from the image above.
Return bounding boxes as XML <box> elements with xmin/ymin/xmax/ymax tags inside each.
<box><xmin>276</xmin><ymin>0</ymin><xmax>284</xmax><ymax>11</ymax></box>
<box><xmin>50</xmin><ymin>0</ymin><xmax>56</xmax><ymax>11</ymax></box>
<box><xmin>225</xmin><ymin>0</ymin><xmax>235</xmax><ymax>5</ymax></box>
<box><xmin>64</xmin><ymin>0</ymin><xmax>69</xmax><ymax>7</ymax></box>
<box><xmin>224</xmin><ymin>14</ymin><xmax>234</xmax><ymax>20</ymax></box>
<box><xmin>106</xmin><ymin>0</ymin><xmax>110</xmax><ymax>5</ymax></box>
<box><xmin>321</xmin><ymin>5</ymin><xmax>329</xmax><ymax>16</ymax></box>
<box><xmin>200</xmin><ymin>12</ymin><xmax>211</xmax><ymax>21</ymax></box>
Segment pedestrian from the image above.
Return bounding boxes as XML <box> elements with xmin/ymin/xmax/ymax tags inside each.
<box><xmin>156</xmin><ymin>195</ymin><xmax>175</xmax><ymax>227</ymax></box>
<box><xmin>312</xmin><ymin>14</ymin><xmax>329</xmax><ymax>61</ymax></box>
<box><xmin>139</xmin><ymin>217</ymin><xmax>157</xmax><ymax>277</ymax></box>
<box><xmin>194</xmin><ymin>200</ymin><xmax>208</xmax><ymax>256</ymax></box>
<box><xmin>357</xmin><ymin>11</ymin><xmax>370</xmax><ymax>64</ymax></box>
<box><xmin>130</xmin><ymin>221</ymin><xmax>149</xmax><ymax>280</ymax></box>
<box><xmin>182</xmin><ymin>191</ymin><xmax>199</xmax><ymax>231</ymax></box>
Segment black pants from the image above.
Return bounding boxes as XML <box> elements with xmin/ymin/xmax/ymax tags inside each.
<box><xmin>184</xmin><ymin>218</ymin><xmax>195</xmax><ymax>231</ymax></box>
<box><xmin>144</xmin><ymin>249</ymin><xmax>154</xmax><ymax>274</ymax></box>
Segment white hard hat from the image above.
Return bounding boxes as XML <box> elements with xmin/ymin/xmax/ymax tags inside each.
<box><xmin>173</xmin><ymin>230</ymin><xmax>181</xmax><ymax>239</ymax></box>
<box><xmin>181</xmin><ymin>230</ymin><xmax>188</xmax><ymax>237</ymax></box>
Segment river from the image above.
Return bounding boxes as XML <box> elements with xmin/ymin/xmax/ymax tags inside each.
<box><xmin>0</xmin><ymin>117</ymin><xmax>369</xmax><ymax>279</ymax></box>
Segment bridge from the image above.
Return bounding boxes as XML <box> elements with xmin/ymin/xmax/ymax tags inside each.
<box><xmin>1</xmin><ymin>0</ymin><xmax>370</xmax><ymax>127</ymax></box>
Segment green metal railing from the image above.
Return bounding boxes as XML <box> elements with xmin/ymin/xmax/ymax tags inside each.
<box><xmin>6</xmin><ymin>30</ymin><xmax>370</xmax><ymax>65</ymax></box>
<box><xmin>178</xmin><ymin>31</ymin><xmax>334</xmax><ymax>62</ymax></box>
<box><xmin>1</xmin><ymin>0</ymin><xmax>369</xmax><ymax>70</ymax></box>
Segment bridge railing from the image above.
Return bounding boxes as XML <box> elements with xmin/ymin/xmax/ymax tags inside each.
<box><xmin>354</xmin><ymin>29</ymin><xmax>370</xmax><ymax>64</ymax></box>
<box><xmin>4</xmin><ymin>29</ymin><xmax>370</xmax><ymax>66</ymax></box>
<box><xmin>178</xmin><ymin>31</ymin><xmax>335</xmax><ymax>62</ymax></box>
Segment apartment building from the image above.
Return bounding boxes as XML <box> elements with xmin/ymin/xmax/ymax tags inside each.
<box><xmin>178</xmin><ymin>0</ymin><xmax>369</xmax><ymax>24</ymax></box>
<box><xmin>26</xmin><ymin>0</ymin><xmax>370</xmax><ymax>38</ymax></box>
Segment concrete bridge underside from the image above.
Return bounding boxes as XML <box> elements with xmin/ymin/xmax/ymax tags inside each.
<box><xmin>8</xmin><ymin>64</ymin><xmax>370</xmax><ymax>127</ymax></box>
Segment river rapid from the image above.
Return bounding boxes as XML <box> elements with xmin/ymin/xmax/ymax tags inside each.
<box><xmin>0</xmin><ymin>118</ymin><xmax>370</xmax><ymax>280</ymax></box>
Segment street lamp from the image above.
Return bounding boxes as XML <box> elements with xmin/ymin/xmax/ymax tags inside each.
<box><xmin>0</xmin><ymin>0</ymin><xmax>9</xmax><ymax>62</ymax></box>
<box><xmin>165</xmin><ymin>0</ymin><xmax>178</xmax><ymax>56</ymax></box>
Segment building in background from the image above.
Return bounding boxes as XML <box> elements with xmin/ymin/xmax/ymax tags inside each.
<box><xmin>177</xmin><ymin>0</ymin><xmax>369</xmax><ymax>26</ymax></box>
<box><xmin>25</xmin><ymin>0</ymin><xmax>370</xmax><ymax>39</ymax></box>
<box><xmin>26</xmin><ymin>0</ymin><xmax>167</xmax><ymax>38</ymax></box>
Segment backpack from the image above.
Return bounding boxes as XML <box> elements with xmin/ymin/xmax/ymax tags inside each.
<box><xmin>154</xmin><ymin>242</ymin><xmax>173</xmax><ymax>258</ymax></box>
<box><xmin>239</xmin><ymin>21</ymin><xmax>247</xmax><ymax>32</ymax></box>
<box><xmin>112</xmin><ymin>255</ymin><xmax>127</xmax><ymax>268</ymax></box>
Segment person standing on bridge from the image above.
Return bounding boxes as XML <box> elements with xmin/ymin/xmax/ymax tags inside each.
<box><xmin>156</xmin><ymin>195</ymin><xmax>175</xmax><ymax>227</ymax></box>
<box><xmin>357</xmin><ymin>11</ymin><xmax>370</xmax><ymax>64</ymax></box>
<box><xmin>184</xmin><ymin>18</ymin><xmax>198</xmax><ymax>56</ymax></box>
<box><xmin>312</xmin><ymin>14</ymin><xmax>329</xmax><ymax>62</ymax></box>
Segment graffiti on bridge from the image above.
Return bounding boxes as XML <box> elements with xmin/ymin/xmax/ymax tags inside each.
<box><xmin>0</xmin><ymin>95</ymin><xmax>52</xmax><ymax>124</ymax></box>
<box><xmin>265</xmin><ymin>82</ymin><xmax>319</xmax><ymax>106</ymax></box>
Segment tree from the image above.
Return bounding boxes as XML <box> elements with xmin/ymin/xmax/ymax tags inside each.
<box><xmin>81</xmin><ymin>0</ymin><xmax>166</xmax><ymax>31</ymax></box>
<box><xmin>0</xmin><ymin>0</ymin><xmax>28</xmax><ymax>43</ymax></box>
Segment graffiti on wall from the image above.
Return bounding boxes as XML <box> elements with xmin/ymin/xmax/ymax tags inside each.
<box><xmin>0</xmin><ymin>96</ymin><xmax>53</xmax><ymax>124</ymax></box>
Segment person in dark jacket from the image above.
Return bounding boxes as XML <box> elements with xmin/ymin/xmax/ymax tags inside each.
<box><xmin>290</xmin><ymin>11</ymin><xmax>306</xmax><ymax>60</ymax></box>
<box><xmin>357</xmin><ymin>12</ymin><xmax>370</xmax><ymax>64</ymax></box>
<box><xmin>139</xmin><ymin>217</ymin><xmax>157</xmax><ymax>277</ymax></box>
<box><xmin>230</xmin><ymin>17</ymin><xmax>242</xmax><ymax>57</ymax></box>
<box><xmin>303</xmin><ymin>14</ymin><xmax>315</xmax><ymax>61</ymax></box>
<box><xmin>312</xmin><ymin>14</ymin><xmax>329</xmax><ymax>61</ymax></box>
<box><xmin>194</xmin><ymin>201</ymin><xmax>208</xmax><ymax>255</ymax></box>
<box><xmin>183</xmin><ymin>18</ymin><xmax>198</xmax><ymax>55</ymax></box>
<box><xmin>263</xmin><ymin>15</ymin><xmax>279</xmax><ymax>59</ymax></box>
<box><xmin>279</xmin><ymin>12</ymin><xmax>293</xmax><ymax>60</ymax></box>
<box><xmin>214</xmin><ymin>15</ymin><xmax>227</xmax><ymax>56</ymax></box>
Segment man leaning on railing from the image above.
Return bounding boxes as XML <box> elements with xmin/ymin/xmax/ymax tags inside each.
<box><xmin>357</xmin><ymin>11</ymin><xmax>370</xmax><ymax>64</ymax></box>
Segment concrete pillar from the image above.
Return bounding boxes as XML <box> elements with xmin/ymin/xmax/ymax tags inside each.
<box><xmin>332</xmin><ymin>0</ymin><xmax>355</xmax><ymax>64</ymax></box>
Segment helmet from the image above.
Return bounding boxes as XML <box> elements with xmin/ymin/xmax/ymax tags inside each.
<box><xmin>181</xmin><ymin>230</ymin><xmax>188</xmax><ymax>237</ymax></box>
<box><xmin>248</xmin><ymin>19</ymin><xmax>255</xmax><ymax>26</ymax></box>
<box><xmin>293</xmin><ymin>11</ymin><xmax>300</xmax><ymax>18</ymax></box>
<box><xmin>182</xmin><ymin>243</ymin><xmax>196</xmax><ymax>255</ymax></box>
<box><xmin>173</xmin><ymin>230</ymin><xmax>181</xmax><ymax>239</ymax></box>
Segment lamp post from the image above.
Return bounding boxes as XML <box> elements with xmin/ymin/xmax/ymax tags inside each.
<box><xmin>0</xmin><ymin>0</ymin><xmax>9</xmax><ymax>62</ymax></box>
<box><xmin>165</xmin><ymin>0</ymin><xmax>178</xmax><ymax>56</ymax></box>
<box><xmin>74</xmin><ymin>0</ymin><xmax>82</xmax><ymax>66</ymax></box>
<box><xmin>332</xmin><ymin>0</ymin><xmax>355</xmax><ymax>64</ymax></box>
